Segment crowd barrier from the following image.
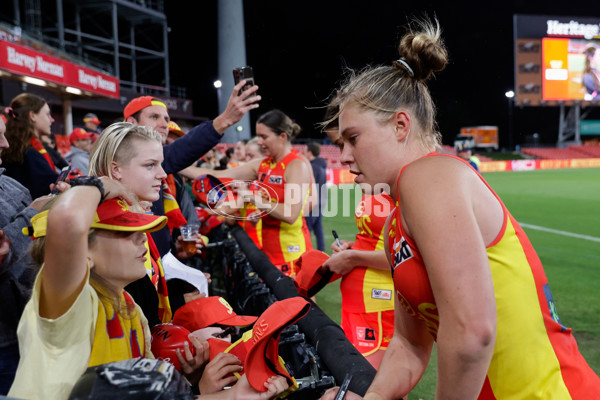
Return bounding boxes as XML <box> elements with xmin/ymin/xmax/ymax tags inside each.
<box><xmin>203</xmin><ymin>224</ymin><xmax>377</xmax><ymax>398</ymax></box>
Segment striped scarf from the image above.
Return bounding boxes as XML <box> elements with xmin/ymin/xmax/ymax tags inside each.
<box><xmin>162</xmin><ymin>175</ymin><xmax>187</xmax><ymax>233</ymax></box>
<box><xmin>88</xmin><ymin>291</ymin><xmax>146</xmax><ymax>367</ymax></box>
<box><xmin>145</xmin><ymin>233</ymin><xmax>172</xmax><ymax>323</ymax></box>
<box><xmin>30</xmin><ymin>137</ymin><xmax>57</xmax><ymax>172</ymax></box>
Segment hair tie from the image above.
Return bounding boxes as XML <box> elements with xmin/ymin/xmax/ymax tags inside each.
<box><xmin>394</xmin><ymin>58</ymin><xmax>414</xmax><ymax>77</ymax></box>
<box><xmin>3</xmin><ymin>107</ymin><xmax>16</xmax><ymax>119</ymax></box>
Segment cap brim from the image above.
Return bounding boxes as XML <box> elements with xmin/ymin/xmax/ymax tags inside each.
<box><xmin>245</xmin><ymin>298</ymin><xmax>310</xmax><ymax>391</ymax></box>
<box><xmin>170</xmin><ymin>129</ymin><xmax>185</xmax><ymax>137</ymax></box>
<box><xmin>218</xmin><ymin>314</ymin><xmax>258</xmax><ymax>326</ymax></box>
<box><xmin>91</xmin><ymin>213</ymin><xmax>167</xmax><ymax>233</ymax></box>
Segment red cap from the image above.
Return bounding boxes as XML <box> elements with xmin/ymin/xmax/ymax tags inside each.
<box><xmin>27</xmin><ymin>198</ymin><xmax>167</xmax><ymax>239</ymax></box>
<box><xmin>206</xmin><ymin>334</ymin><xmax>253</xmax><ymax>381</ymax></box>
<box><xmin>69</xmin><ymin>127</ymin><xmax>93</xmax><ymax>144</ymax></box>
<box><xmin>207</xmin><ymin>335</ymin><xmax>252</xmax><ymax>365</ymax></box>
<box><xmin>172</xmin><ymin>296</ymin><xmax>257</xmax><ymax>332</ymax></box>
<box><xmin>168</xmin><ymin>121</ymin><xmax>185</xmax><ymax>137</ymax></box>
<box><xmin>123</xmin><ymin>96</ymin><xmax>167</xmax><ymax>119</ymax></box>
<box><xmin>83</xmin><ymin>113</ymin><xmax>101</xmax><ymax>125</ymax></box>
<box><xmin>245</xmin><ymin>297</ymin><xmax>310</xmax><ymax>392</ymax></box>
<box><xmin>150</xmin><ymin>323</ymin><xmax>195</xmax><ymax>372</ymax></box>
<box><xmin>293</xmin><ymin>250</ymin><xmax>341</xmax><ymax>298</ymax></box>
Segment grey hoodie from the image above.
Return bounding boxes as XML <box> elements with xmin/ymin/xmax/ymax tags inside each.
<box><xmin>65</xmin><ymin>146</ymin><xmax>90</xmax><ymax>176</ymax></box>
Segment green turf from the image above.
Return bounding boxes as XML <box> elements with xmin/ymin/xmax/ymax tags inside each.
<box><xmin>312</xmin><ymin>168</ymin><xmax>600</xmax><ymax>399</ymax></box>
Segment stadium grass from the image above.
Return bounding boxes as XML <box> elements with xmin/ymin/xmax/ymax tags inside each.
<box><xmin>314</xmin><ymin>168</ymin><xmax>600</xmax><ymax>399</ymax></box>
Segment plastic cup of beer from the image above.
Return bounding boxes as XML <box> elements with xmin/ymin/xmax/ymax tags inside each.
<box><xmin>180</xmin><ymin>224</ymin><xmax>200</xmax><ymax>255</ymax></box>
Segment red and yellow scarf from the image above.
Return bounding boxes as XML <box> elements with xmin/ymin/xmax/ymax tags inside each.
<box><xmin>30</xmin><ymin>137</ymin><xmax>57</xmax><ymax>172</ymax></box>
<box><xmin>162</xmin><ymin>175</ymin><xmax>187</xmax><ymax>233</ymax></box>
<box><xmin>145</xmin><ymin>234</ymin><xmax>172</xmax><ymax>323</ymax></box>
<box><xmin>89</xmin><ymin>291</ymin><xmax>146</xmax><ymax>367</ymax></box>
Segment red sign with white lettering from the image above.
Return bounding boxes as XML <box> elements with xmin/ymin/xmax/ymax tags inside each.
<box><xmin>0</xmin><ymin>40</ymin><xmax>120</xmax><ymax>99</ymax></box>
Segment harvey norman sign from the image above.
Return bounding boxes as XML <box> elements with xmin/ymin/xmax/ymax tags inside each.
<box><xmin>0</xmin><ymin>40</ymin><xmax>119</xmax><ymax>99</ymax></box>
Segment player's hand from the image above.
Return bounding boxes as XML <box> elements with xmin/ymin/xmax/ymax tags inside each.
<box><xmin>320</xmin><ymin>387</ymin><xmax>363</xmax><ymax>400</ymax></box>
<box><xmin>322</xmin><ymin>250</ymin><xmax>356</xmax><ymax>275</ymax></box>
<box><xmin>331</xmin><ymin>239</ymin><xmax>353</xmax><ymax>253</ymax></box>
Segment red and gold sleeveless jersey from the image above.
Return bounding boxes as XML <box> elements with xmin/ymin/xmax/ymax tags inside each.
<box><xmin>388</xmin><ymin>153</ymin><xmax>600</xmax><ymax>399</ymax></box>
<box><xmin>341</xmin><ymin>193</ymin><xmax>395</xmax><ymax>314</ymax></box>
<box><xmin>257</xmin><ymin>152</ymin><xmax>312</xmax><ymax>271</ymax></box>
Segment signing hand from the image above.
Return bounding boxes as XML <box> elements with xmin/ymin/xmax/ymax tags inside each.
<box><xmin>331</xmin><ymin>239</ymin><xmax>353</xmax><ymax>253</ymax></box>
<box><xmin>320</xmin><ymin>387</ymin><xmax>363</xmax><ymax>400</ymax></box>
<box><xmin>322</xmin><ymin>250</ymin><xmax>357</xmax><ymax>276</ymax></box>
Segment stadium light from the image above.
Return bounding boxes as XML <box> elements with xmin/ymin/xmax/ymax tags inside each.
<box><xmin>66</xmin><ymin>86</ymin><xmax>82</xmax><ymax>95</ymax></box>
<box><xmin>23</xmin><ymin>76</ymin><xmax>47</xmax><ymax>87</ymax></box>
<box><xmin>505</xmin><ymin>90</ymin><xmax>515</xmax><ymax>150</ymax></box>
<box><xmin>213</xmin><ymin>80</ymin><xmax>222</xmax><ymax>89</ymax></box>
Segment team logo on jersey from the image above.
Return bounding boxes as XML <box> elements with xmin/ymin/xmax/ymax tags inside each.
<box><xmin>287</xmin><ymin>245</ymin><xmax>300</xmax><ymax>253</ymax></box>
<box><xmin>356</xmin><ymin>326</ymin><xmax>376</xmax><ymax>341</ymax></box>
<box><xmin>355</xmin><ymin>200</ymin><xmax>366</xmax><ymax>218</ymax></box>
<box><xmin>371</xmin><ymin>289</ymin><xmax>392</xmax><ymax>300</ymax></box>
<box><xmin>269</xmin><ymin>175</ymin><xmax>283</xmax><ymax>184</ymax></box>
<box><xmin>392</xmin><ymin>236</ymin><xmax>413</xmax><ymax>275</ymax></box>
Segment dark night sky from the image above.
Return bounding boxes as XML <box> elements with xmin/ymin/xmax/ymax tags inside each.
<box><xmin>165</xmin><ymin>1</ymin><xmax>600</xmax><ymax>148</ymax></box>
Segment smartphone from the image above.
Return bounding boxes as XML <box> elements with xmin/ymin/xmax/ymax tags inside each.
<box><xmin>233</xmin><ymin>66</ymin><xmax>255</xmax><ymax>96</ymax></box>
<box><xmin>51</xmin><ymin>165</ymin><xmax>71</xmax><ymax>194</ymax></box>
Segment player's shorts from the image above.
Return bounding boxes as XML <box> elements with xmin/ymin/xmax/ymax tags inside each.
<box><xmin>341</xmin><ymin>309</ymin><xmax>394</xmax><ymax>356</ymax></box>
<box><xmin>274</xmin><ymin>259</ymin><xmax>298</xmax><ymax>277</ymax></box>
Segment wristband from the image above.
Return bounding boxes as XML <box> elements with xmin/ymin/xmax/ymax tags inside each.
<box><xmin>70</xmin><ymin>176</ymin><xmax>106</xmax><ymax>205</ymax></box>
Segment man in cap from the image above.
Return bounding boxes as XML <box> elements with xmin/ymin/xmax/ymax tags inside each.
<box><xmin>83</xmin><ymin>113</ymin><xmax>102</xmax><ymax>133</ymax></box>
<box><xmin>455</xmin><ymin>141</ymin><xmax>480</xmax><ymax>172</ymax></box>
<box><xmin>65</xmin><ymin>128</ymin><xmax>93</xmax><ymax>175</ymax></box>
<box><xmin>167</xmin><ymin>120</ymin><xmax>186</xmax><ymax>145</ymax></box>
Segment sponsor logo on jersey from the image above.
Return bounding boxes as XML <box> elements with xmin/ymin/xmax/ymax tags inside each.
<box><xmin>287</xmin><ymin>245</ymin><xmax>300</xmax><ymax>253</ymax></box>
<box><xmin>372</xmin><ymin>289</ymin><xmax>392</xmax><ymax>300</ymax></box>
<box><xmin>269</xmin><ymin>175</ymin><xmax>283</xmax><ymax>184</ymax></box>
<box><xmin>392</xmin><ymin>236</ymin><xmax>413</xmax><ymax>275</ymax></box>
